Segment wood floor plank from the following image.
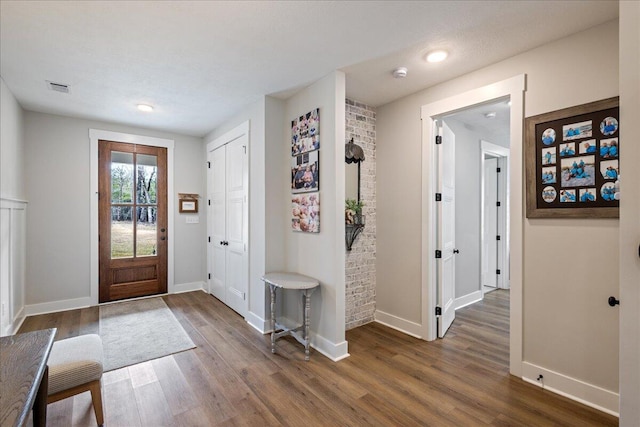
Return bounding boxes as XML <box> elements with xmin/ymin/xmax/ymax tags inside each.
<box><xmin>103</xmin><ymin>376</ymin><xmax>141</xmax><ymax>427</ymax></box>
<box><xmin>18</xmin><ymin>289</ymin><xmax>618</xmax><ymax>427</ymax></box>
<box><xmin>151</xmin><ymin>356</ymin><xmax>200</xmax><ymax>416</ymax></box>
<box><xmin>133</xmin><ymin>381</ymin><xmax>174</xmax><ymax>426</ymax></box>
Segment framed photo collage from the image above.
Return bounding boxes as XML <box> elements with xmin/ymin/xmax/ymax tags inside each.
<box><xmin>291</xmin><ymin>108</ymin><xmax>320</xmax><ymax>232</ymax></box>
<box><xmin>526</xmin><ymin>97</ymin><xmax>620</xmax><ymax>218</ymax></box>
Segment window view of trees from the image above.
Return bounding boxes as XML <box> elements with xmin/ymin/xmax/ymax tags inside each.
<box><xmin>110</xmin><ymin>156</ymin><xmax>158</xmax><ymax>258</ymax></box>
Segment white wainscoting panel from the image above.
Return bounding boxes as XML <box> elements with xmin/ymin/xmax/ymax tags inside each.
<box><xmin>0</xmin><ymin>197</ymin><xmax>27</xmax><ymax>336</ymax></box>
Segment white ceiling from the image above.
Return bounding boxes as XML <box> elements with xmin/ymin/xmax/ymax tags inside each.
<box><xmin>0</xmin><ymin>1</ymin><xmax>618</xmax><ymax>137</ymax></box>
<box><xmin>446</xmin><ymin>99</ymin><xmax>511</xmax><ymax>146</ymax></box>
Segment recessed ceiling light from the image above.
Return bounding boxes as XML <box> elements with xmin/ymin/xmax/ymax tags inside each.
<box><xmin>425</xmin><ymin>50</ymin><xmax>448</xmax><ymax>63</ymax></box>
<box><xmin>137</xmin><ymin>104</ymin><xmax>154</xmax><ymax>112</ymax></box>
<box><xmin>485</xmin><ymin>112</ymin><xmax>497</xmax><ymax>119</ymax></box>
<box><xmin>392</xmin><ymin>67</ymin><xmax>408</xmax><ymax>78</ymax></box>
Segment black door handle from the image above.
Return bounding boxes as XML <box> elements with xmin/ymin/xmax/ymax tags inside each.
<box><xmin>453</xmin><ymin>249</ymin><xmax>460</xmax><ymax>254</ymax></box>
<box><xmin>220</xmin><ymin>241</ymin><xmax>225</xmax><ymax>245</ymax></box>
<box><xmin>608</xmin><ymin>296</ymin><xmax>620</xmax><ymax>307</ymax></box>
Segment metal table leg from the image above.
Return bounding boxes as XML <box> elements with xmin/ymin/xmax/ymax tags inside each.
<box><xmin>270</xmin><ymin>284</ymin><xmax>276</xmax><ymax>354</ymax></box>
<box><xmin>303</xmin><ymin>290</ymin><xmax>311</xmax><ymax>361</ymax></box>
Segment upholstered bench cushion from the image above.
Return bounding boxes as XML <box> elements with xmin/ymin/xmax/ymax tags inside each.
<box><xmin>48</xmin><ymin>334</ymin><xmax>104</xmax><ymax>395</ymax></box>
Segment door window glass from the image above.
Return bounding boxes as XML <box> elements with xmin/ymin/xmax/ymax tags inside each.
<box><xmin>110</xmin><ymin>151</ymin><xmax>158</xmax><ymax>259</ymax></box>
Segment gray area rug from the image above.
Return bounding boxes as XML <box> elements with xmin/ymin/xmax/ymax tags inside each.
<box><xmin>99</xmin><ymin>297</ymin><xmax>195</xmax><ymax>371</ymax></box>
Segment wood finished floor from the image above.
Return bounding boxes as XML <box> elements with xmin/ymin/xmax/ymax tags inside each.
<box><xmin>18</xmin><ymin>290</ymin><xmax>617</xmax><ymax>426</ymax></box>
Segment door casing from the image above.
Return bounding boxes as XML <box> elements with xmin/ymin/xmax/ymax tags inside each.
<box><xmin>90</xmin><ymin>129</ymin><xmax>175</xmax><ymax>305</ymax></box>
<box><xmin>206</xmin><ymin>121</ymin><xmax>249</xmax><ymax>319</ymax></box>
<box><xmin>421</xmin><ymin>74</ymin><xmax>525</xmax><ymax>377</ymax></box>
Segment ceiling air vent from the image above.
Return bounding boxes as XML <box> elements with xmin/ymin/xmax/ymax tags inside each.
<box><xmin>46</xmin><ymin>80</ymin><xmax>70</xmax><ymax>94</ymax></box>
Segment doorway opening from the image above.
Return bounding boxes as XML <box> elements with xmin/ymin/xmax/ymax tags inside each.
<box><xmin>433</xmin><ymin>99</ymin><xmax>511</xmax><ymax>337</ymax></box>
<box><xmin>421</xmin><ymin>74</ymin><xmax>525</xmax><ymax>376</ymax></box>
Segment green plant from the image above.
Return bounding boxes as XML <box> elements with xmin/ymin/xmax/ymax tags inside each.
<box><xmin>345</xmin><ymin>198</ymin><xmax>364</xmax><ymax>215</ymax></box>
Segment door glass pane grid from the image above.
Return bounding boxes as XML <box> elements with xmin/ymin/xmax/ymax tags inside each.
<box><xmin>110</xmin><ymin>151</ymin><xmax>159</xmax><ymax>259</ymax></box>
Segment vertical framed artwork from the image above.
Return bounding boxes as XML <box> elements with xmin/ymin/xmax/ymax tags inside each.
<box><xmin>291</xmin><ymin>108</ymin><xmax>320</xmax><ymax>233</ymax></box>
<box><xmin>291</xmin><ymin>108</ymin><xmax>320</xmax><ymax>156</ymax></box>
<box><xmin>525</xmin><ymin>97</ymin><xmax>619</xmax><ymax>218</ymax></box>
<box><xmin>291</xmin><ymin>192</ymin><xmax>320</xmax><ymax>233</ymax></box>
<box><xmin>291</xmin><ymin>150</ymin><xmax>319</xmax><ymax>193</ymax></box>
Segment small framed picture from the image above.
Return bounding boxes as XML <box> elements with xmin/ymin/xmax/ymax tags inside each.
<box><xmin>179</xmin><ymin>199</ymin><xmax>198</xmax><ymax>213</ymax></box>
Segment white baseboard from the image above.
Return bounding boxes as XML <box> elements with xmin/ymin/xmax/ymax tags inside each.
<box><xmin>311</xmin><ymin>334</ymin><xmax>350</xmax><ymax>362</ymax></box>
<box><xmin>455</xmin><ymin>290</ymin><xmax>483</xmax><ymax>310</ymax></box>
<box><xmin>25</xmin><ymin>296</ymin><xmax>93</xmax><ymax>317</ymax></box>
<box><xmin>374</xmin><ymin>310</ymin><xmax>423</xmax><ymax>338</ymax></box>
<box><xmin>276</xmin><ymin>316</ymin><xmax>350</xmax><ymax>362</ymax></box>
<box><xmin>246</xmin><ymin>311</ymin><xmax>267</xmax><ymax>334</ymax></box>
<box><xmin>11</xmin><ymin>306</ymin><xmax>26</xmax><ymax>334</ymax></box>
<box><xmin>25</xmin><ymin>282</ymin><xmax>206</xmax><ymax>317</ymax></box>
<box><xmin>172</xmin><ymin>281</ymin><xmax>205</xmax><ymax>294</ymax></box>
<box><xmin>522</xmin><ymin>361</ymin><xmax>619</xmax><ymax>417</ymax></box>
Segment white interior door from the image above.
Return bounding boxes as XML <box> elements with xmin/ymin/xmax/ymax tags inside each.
<box><xmin>496</xmin><ymin>156</ymin><xmax>510</xmax><ymax>289</ymax></box>
<box><xmin>437</xmin><ymin>121</ymin><xmax>456</xmax><ymax>338</ymax></box>
<box><xmin>224</xmin><ymin>137</ymin><xmax>248</xmax><ymax>316</ymax></box>
<box><xmin>207</xmin><ymin>134</ymin><xmax>248</xmax><ymax>318</ymax></box>
<box><xmin>208</xmin><ymin>145</ymin><xmax>226</xmax><ymax>300</ymax></box>
<box><xmin>482</xmin><ymin>157</ymin><xmax>498</xmax><ymax>290</ymax></box>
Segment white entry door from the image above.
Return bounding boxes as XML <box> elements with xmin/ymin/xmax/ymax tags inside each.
<box><xmin>207</xmin><ymin>133</ymin><xmax>248</xmax><ymax>317</ymax></box>
<box><xmin>482</xmin><ymin>157</ymin><xmax>498</xmax><ymax>289</ymax></box>
<box><xmin>437</xmin><ymin>121</ymin><xmax>456</xmax><ymax>338</ymax></box>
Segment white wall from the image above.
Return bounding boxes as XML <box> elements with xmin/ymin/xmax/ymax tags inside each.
<box><xmin>1</xmin><ymin>77</ymin><xmax>25</xmax><ymax>199</ymax></box>
<box><xmin>23</xmin><ymin>111</ymin><xmax>205</xmax><ymax>306</ymax></box>
<box><xmin>618</xmin><ymin>2</ymin><xmax>640</xmax><ymax>425</ymax></box>
<box><xmin>283</xmin><ymin>71</ymin><xmax>347</xmax><ymax>360</ymax></box>
<box><xmin>446</xmin><ymin>118</ymin><xmax>482</xmax><ymax>299</ymax></box>
<box><xmin>446</xmin><ymin>117</ymin><xmax>509</xmax><ymax>300</ymax></box>
<box><xmin>377</xmin><ymin>20</ymin><xmax>620</xmax><ymax>407</ymax></box>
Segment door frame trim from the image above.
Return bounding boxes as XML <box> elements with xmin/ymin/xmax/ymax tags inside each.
<box><xmin>89</xmin><ymin>129</ymin><xmax>175</xmax><ymax>305</ymax></box>
<box><xmin>420</xmin><ymin>74</ymin><xmax>525</xmax><ymax>377</ymax></box>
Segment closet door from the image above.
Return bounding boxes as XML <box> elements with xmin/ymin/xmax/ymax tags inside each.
<box><xmin>209</xmin><ymin>145</ymin><xmax>227</xmax><ymax>301</ymax></box>
<box><xmin>207</xmin><ymin>133</ymin><xmax>248</xmax><ymax>318</ymax></box>
<box><xmin>224</xmin><ymin>138</ymin><xmax>247</xmax><ymax>315</ymax></box>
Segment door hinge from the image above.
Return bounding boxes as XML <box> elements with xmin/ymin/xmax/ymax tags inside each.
<box><xmin>497</xmin><ymin>167</ymin><xmax>501</xmax><ymax>173</ymax></box>
<box><xmin>208</xmin><ymin>273</ymin><xmax>211</xmax><ymax>280</ymax></box>
<box><xmin>435</xmin><ymin>135</ymin><xmax>442</xmax><ymax>145</ymax></box>
<box><xmin>435</xmin><ymin>193</ymin><xmax>442</xmax><ymax>202</ymax></box>
<box><xmin>207</xmin><ymin>161</ymin><xmax>211</xmax><ymax>168</ymax></box>
<box><xmin>496</xmin><ymin>235</ymin><xmax>501</xmax><ymax>241</ymax></box>
<box><xmin>435</xmin><ymin>250</ymin><xmax>442</xmax><ymax>259</ymax></box>
<box><xmin>208</xmin><ymin>199</ymin><xmax>211</xmax><ymax>206</ymax></box>
<box><xmin>243</xmin><ymin>145</ymin><xmax>247</xmax><ymax>154</ymax></box>
<box><xmin>497</xmin><ymin>201</ymin><xmax>501</xmax><ymax>207</ymax></box>
<box><xmin>435</xmin><ymin>306</ymin><xmax>442</xmax><ymax>316</ymax></box>
<box><xmin>496</xmin><ymin>269</ymin><xmax>501</xmax><ymax>275</ymax></box>
<box><xmin>208</xmin><ymin>236</ymin><xmax>211</xmax><ymax>243</ymax></box>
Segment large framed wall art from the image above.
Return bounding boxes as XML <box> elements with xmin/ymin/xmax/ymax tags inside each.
<box><xmin>291</xmin><ymin>108</ymin><xmax>320</xmax><ymax>232</ymax></box>
<box><xmin>525</xmin><ymin>97</ymin><xmax>620</xmax><ymax>218</ymax></box>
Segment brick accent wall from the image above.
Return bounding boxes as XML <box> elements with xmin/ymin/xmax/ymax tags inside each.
<box><xmin>345</xmin><ymin>99</ymin><xmax>376</xmax><ymax>330</ymax></box>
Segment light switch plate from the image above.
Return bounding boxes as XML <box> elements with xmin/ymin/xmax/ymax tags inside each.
<box><xmin>186</xmin><ymin>216</ymin><xmax>199</xmax><ymax>224</ymax></box>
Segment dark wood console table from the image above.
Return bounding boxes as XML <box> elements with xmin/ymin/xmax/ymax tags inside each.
<box><xmin>1</xmin><ymin>328</ymin><xmax>56</xmax><ymax>427</ymax></box>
